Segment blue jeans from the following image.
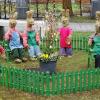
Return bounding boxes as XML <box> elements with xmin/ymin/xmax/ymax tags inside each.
<box><xmin>60</xmin><ymin>48</ymin><xmax>72</xmax><ymax>56</ymax></box>
<box><xmin>28</xmin><ymin>45</ymin><xmax>41</xmax><ymax>58</ymax></box>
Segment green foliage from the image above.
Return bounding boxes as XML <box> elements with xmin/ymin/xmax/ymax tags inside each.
<box><xmin>39</xmin><ymin>31</ymin><xmax>59</xmax><ymax>63</ymax></box>
<box><xmin>41</xmin><ymin>31</ymin><xmax>58</xmax><ymax>54</ymax></box>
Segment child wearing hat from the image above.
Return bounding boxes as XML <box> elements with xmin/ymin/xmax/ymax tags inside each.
<box><xmin>24</xmin><ymin>10</ymin><xmax>41</xmax><ymax>61</ymax></box>
<box><xmin>59</xmin><ymin>10</ymin><xmax>73</xmax><ymax>57</ymax></box>
<box><xmin>88</xmin><ymin>11</ymin><xmax>100</xmax><ymax>68</ymax></box>
<box><xmin>4</xmin><ymin>12</ymin><xmax>27</xmax><ymax>63</ymax></box>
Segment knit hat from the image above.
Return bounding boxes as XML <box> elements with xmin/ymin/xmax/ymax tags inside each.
<box><xmin>61</xmin><ymin>15</ymin><xmax>69</xmax><ymax>27</ymax></box>
<box><xmin>26</xmin><ymin>10</ymin><xmax>34</xmax><ymax>25</ymax></box>
<box><xmin>95</xmin><ymin>11</ymin><xmax>100</xmax><ymax>33</ymax></box>
<box><xmin>9</xmin><ymin>12</ymin><xmax>17</xmax><ymax>27</ymax></box>
<box><xmin>96</xmin><ymin>11</ymin><xmax>100</xmax><ymax>26</ymax></box>
<box><xmin>96</xmin><ymin>11</ymin><xmax>100</xmax><ymax>19</ymax></box>
<box><xmin>61</xmin><ymin>9</ymin><xmax>69</xmax><ymax>26</ymax></box>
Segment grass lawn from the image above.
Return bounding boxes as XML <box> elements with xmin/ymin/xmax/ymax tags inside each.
<box><xmin>0</xmin><ymin>50</ymin><xmax>88</xmax><ymax>72</ymax></box>
<box><xmin>0</xmin><ymin>86</ymin><xmax>100</xmax><ymax>100</ymax></box>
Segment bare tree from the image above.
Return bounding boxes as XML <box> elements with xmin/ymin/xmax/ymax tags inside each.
<box><xmin>62</xmin><ymin>0</ymin><xmax>73</xmax><ymax>16</ymax></box>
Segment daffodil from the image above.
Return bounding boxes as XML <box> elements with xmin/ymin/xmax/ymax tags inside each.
<box><xmin>45</xmin><ymin>54</ymin><xmax>49</xmax><ymax>59</ymax></box>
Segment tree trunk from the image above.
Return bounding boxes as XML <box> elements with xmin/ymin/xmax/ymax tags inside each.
<box><xmin>46</xmin><ymin>0</ymin><xmax>49</xmax><ymax>11</ymax></box>
<box><xmin>62</xmin><ymin>0</ymin><xmax>73</xmax><ymax>16</ymax></box>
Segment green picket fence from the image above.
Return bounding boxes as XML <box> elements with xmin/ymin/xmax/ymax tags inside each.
<box><xmin>0</xmin><ymin>66</ymin><xmax>100</xmax><ymax>96</ymax></box>
<box><xmin>40</xmin><ymin>32</ymin><xmax>89</xmax><ymax>52</ymax></box>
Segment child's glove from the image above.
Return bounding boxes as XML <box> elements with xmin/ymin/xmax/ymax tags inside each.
<box><xmin>23</xmin><ymin>44</ymin><xmax>29</xmax><ymax>48</ymax></box>
<box><xmin>67</xmin><ymin>41</ymin><xmax>71</xmax><ymax>45</ymax></box>
<box><xmin>66</xmin><ymin>38</ymin><xmax>71</xmax><ymax>45</ymax></box>
<box><xmin>88</xmin><ymin>38</ymin><xmax>93</xmax><ymax>46</ymax></box>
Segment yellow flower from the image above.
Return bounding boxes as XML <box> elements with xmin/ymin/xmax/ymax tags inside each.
<box><xmin>40</xmin><ymin>54</ymin><xmax>49</xmax><ymax>59</ymax></box>
<box><xmin>45</xmin><ymin>54</ymin><xmax>49</xmax><ymax>59</ymax></box>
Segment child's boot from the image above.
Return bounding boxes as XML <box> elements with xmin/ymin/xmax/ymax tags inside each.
<box><xmin>14</xmin><ymin>58</ymin><xmax>22</xmax><ymax>63</ymax></box>
<box><xmin>22</xmin><ymin>57</ymin><xmax>27</xmax><ymax>62</ymax></box>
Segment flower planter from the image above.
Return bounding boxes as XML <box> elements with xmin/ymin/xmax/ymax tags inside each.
<box><xmin>39</xmin><ymin>60</ymin><xmax>57</xmax><ymax>74</ymax></box>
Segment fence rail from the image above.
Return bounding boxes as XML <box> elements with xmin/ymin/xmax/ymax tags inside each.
<box><xmin>0</xmin><ymin>66</ymin><xmax>100</xmax><ymax>96</ymax></box>
<box><xmin>40</xmin><ymin>33</ymin><xmax>89</xmax><ymax>52</ymax></box>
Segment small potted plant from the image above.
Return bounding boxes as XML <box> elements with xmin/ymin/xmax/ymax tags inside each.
<box><xmin>39</xmin><ymin>23</ymin><xmax>59</xmax><ymax>74</ymax></box>
<box><xmin>39</xmin><ymin>29</ymin><xmax>58</xmax><ymax>73</ymax></box>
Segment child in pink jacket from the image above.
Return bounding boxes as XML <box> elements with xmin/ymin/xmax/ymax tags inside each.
<box><xmin>59</xmin><ymin>16</ymin><xmax>73</xmax><ymax>57</ymax></box>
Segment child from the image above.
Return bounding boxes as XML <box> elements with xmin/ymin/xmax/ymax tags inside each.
<box><xmin>59</xmin><ymin>12</ymin><xmax>73</xmax><ymax>57</ymax></box>
<box><xmin>24</xmin><ymin>10</ymin><xmax>41</xmax><ymax>61</ymax></box>
<box><xmin>4</xmin><ymin>12</ymin><xmax>27</xmax><ymax>63</ymax></box>
<box><xmin>88</xmin><ymin>11</ymin><xmax>100</xmax><ymax>68</ymax></box>
<box><xmin>0</xmin><ymin>45</ymin><xmax>6</xmax><ymax>59</ymax></box>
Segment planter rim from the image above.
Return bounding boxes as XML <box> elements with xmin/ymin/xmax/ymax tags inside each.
<box><xmin>39</xmin><ymin>59</ymin><xmax>57</xmax><ymax>63</ymax></box>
